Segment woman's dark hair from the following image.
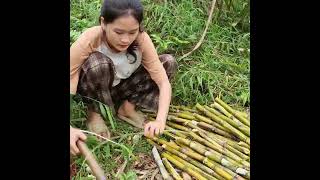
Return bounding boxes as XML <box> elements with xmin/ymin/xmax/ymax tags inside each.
<box><xmin>100</xmin><ymin>0</ymin><xmax>144</xmax><ymax>64</ymax></box>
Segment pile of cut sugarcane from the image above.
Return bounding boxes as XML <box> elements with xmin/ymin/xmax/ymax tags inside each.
<box><xmin>142</xmin><ymin>97</ymin><xmax>250</xmax><ymax>180</ymax></box>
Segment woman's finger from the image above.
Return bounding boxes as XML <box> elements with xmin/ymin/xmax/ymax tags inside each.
<box><xmin>155</xmin><ymin>127</ymin><xmax>161</xmax><ymax>136</ymax></box>
<box><xmin>144</xmin><ymin>123</ymin><xmax>151</xmax><ymax>137</ymax></box>
<box><xmin>71</xmin><ymin>142</ymin><xmax>79</xmax><ymax>155</ymax></box>
<box><xmin>149</xmin><ymin>125</ymin><xmax>156</xmax><ymax>138</ymax></box>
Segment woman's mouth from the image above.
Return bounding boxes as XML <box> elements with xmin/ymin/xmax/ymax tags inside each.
<box><xmin>119</xmin><ymin>44</ymin><xmax>129</xmax><ymax>48</ymax></box>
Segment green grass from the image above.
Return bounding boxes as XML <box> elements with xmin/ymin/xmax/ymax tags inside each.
<box><xmin>70</xmin><ymin>0</ymin><xmax>250</xmax><ymax>179</ymax></box>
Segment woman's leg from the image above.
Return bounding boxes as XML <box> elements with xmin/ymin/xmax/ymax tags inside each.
<box><xmin>77</xmin><ymin>51</ymin><xmax>115</xmax><ymax>138</ymax></box>
<box><xmin>112</xmin><ymin>54</ymin><xmax>178</xmax><ymax>127</ymax></box>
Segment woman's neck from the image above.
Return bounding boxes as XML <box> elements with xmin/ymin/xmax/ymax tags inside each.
<box><xmin>105</xmin><ymin>39</ymin><xmax>122</xmax><ymax>53</ymax></box>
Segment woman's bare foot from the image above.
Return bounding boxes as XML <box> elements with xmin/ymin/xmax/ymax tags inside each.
<box><xmin>117</xmin><ymin>100</ymin><xmax>146</xmax><ymax>128</ymax></box>
<box><xmin>86</xmin><ymin>110</ymin><xmax>111</xmax><ymax>139</ymax></box>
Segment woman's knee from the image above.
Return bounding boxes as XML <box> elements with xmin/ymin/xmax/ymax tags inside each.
<box><xmin>159</xmin><ymin>54</ymin><xmax>178</xmax><ymax>76</ymax></box>
<box><xmin>83</xmin><ymin>52</ymin><xmax>113</xmax><ymax>70</ymax></box>
<box><xmin>79</xmin><ymin>52</ymin><xmax>115</xmax><ymax>90</ymax></box>
<box><xmin>82</xmin><ymin>52</ymin><xmax>114</xmax><ymax>76</ymax></box>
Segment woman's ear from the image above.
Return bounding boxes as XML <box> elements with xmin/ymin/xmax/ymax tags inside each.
<box><xmin>100</xmin><ymin>17</ymin><xmax>105</xmax><ymax>30</ymax></box>
<box><xmin>139</xmin><ymin>23</ymin><xmax>144</xmax><ymax>32</ymax></box>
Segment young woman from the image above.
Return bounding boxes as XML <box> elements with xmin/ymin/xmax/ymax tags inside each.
<box><xmin>70</xmin><ymin>0</ymin><xmax>177</xmax><ymax>155</ymax></box>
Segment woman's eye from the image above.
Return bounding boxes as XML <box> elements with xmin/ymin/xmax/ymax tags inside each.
<box><xmin>115</xmin><ymin>32</ymin><xmax>124</xmax><ymax>35</ymax></box>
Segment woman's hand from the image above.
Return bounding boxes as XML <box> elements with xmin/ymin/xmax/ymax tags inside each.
<box><xmin>70</xmin><ymin>126</ymin><xmax>87</xmax><ymax>156</ymax></box>
<box><xmin>144</xmin><ymin>118</ymin><xmax>166</xmax><ymax>138</ymax></box>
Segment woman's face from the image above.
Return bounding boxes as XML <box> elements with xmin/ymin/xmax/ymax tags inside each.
<box><xmin>101</xmin><ymin>15</ymin><xmax>140</xmax><ymax>52</ymax></box>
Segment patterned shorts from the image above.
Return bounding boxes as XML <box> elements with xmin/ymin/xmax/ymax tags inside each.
<box><xmin>77</xmin><ymin>51</ymin><xmax>178</xmax><ymax>113</ymax></box>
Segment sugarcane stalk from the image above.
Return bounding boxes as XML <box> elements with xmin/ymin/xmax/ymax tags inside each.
<box><xmin>169</xmin><ymin>108</ymin><xmax>195</xmax><ymax>116</ymax></box>
<box><xmin>176</xmin><ymin>137</ymin><xmax>250</xmax><ymax>177</ymax></box>
<box><xmin>200</xmin><ymin>146</ymin><xmax>250</xmax><ymax>177</ymax></box>
<box><xmin>161</xmin><ymin>143</ymin><xmax>225</xmax><ymax>180</ymax></box>
<box><xmin>191</xmin><ymin>121</ymin><xmax>228</xmax><ymax>136</ymax></box>
<box><xmin>165</xmin><ymin>125</ymin><xmax>188</xmax><ymax>138</ymax></box>
<box><xmin>195</xmin><ymin>103</ymin><xmax>250</xmax><ymax>145</ymax></box>
<box><xmin>169</xmin><ymin>115</ymin><xmax>235</xmax><ymax>140</ymax></box>
<box><xmin>213</xmin><ymin>133</ymin><xmax>243</xmax><ymax>146</ymax></box>
<box><xmin>210</xmin><ymin>102</ymin><xmax>232</xmax><ymax>118</ymax></box>
<box><xmin>195</xmin><ymin>121</ymin><xmax>236</xmax><ymax>140</ymax></box>
<box><xmin>188</xmin><ymin>125</ymin><xmax>241</xmax><ymax>153</ymax></box>
<box><xmin>162</xmin><ymin>158</ymin><xmax>184</xmax><ymax>180</ymax></box>
<box><xmin>197</xmin><ymin>130</ymin><xmax>250</xmax><ymax>159</ymax></box>
<box><xmin>176</xmin><ymin>143</ymin><xmax>237</xmax><ymax>180</ymax></box>
<box><xmin>201</xmin><ymin>133</ymin><xmax>250</xmax><ymax>166</ymax></box>
<box><xmin>161</xmin><ymin>140</ymin><xmax>204</xmax><ymax>161</ymax></box>
<box><xmin>189</xmin><ymin>131</ymin><xmax>250</xmax><ymax>168</ymax></box>
<box><xmin>220</xmin><ymin>164</ymin><xmax>249</xmax><ymax>180</ymax></box>
<box><xmin>175</xmin><ymin>139</ymin><xmax>248</xmax><ymax>180</ymax></box>
<box><xmin>152</xmin><ymin>137</ymin><xmax>180</xmax><ymax>150</ymax></box>
<box><xmin>168</xmin><ymin>140</ymin><xmax>180</xmax><ymax>148</ymax></box>
<box><xmin>164</xmin><ymin>131</ymin><xmax>179</xmax><ymax>139</ymax></box>
<box><xmin>194</xmin><ymin>113</ymin><xmax>229</xmax><ymax>132</ymax></box>
<box><xmin>212</xmin><ymin>133</ymin><xmax>250</xmax><ymax>154</ymax></box>
<box><xmin>181</xmin><ymin>111</ymin><xmax>195</xmax><ymax>116</ymax></box>
<box><xmin>152</xmin><ymin>146</ymin><xmax>172</xmax><ymax>180</ymax></box>
<box><xmin>147</xmin><ymin>139</ymin><xmax>164</xmax><ymax>151</ymax></box>
<box><xmin>235</xmin><ymin>110</ymin><xmax>249</xmax><ymax>119</ymax></box>
<box><xmin>166</xmin><ymin>122</ymin><xmax>191</xmax><ymax>132</ymax></box>
<box><xmin>177</xmin><ymin>112</ymin><xmax>196</xmax><ymax>120</ymax></box>
<box><xmin>182</xmin><ymin>107</ymin><xmax>198</xmax><ymax>113</ymax></box>
<box><xmin>147</xmin><ymin>113</ymin><xmax>157</xmax><ymax>118</ymax></box>
<box><xmin>161</xmin><ymin>152</ymin><xmax>207</xmax><ymax>180</ymax></box>
<box><xmin>170</xmin><ymin>105</ymin><xmax>198</xmax><ymax>113</ymax></box>
<box><xmin>154</xmin><ymin>137</ymin><xmax>233</xmax><ymax>180</ymax></box>
<box><xmin>169</xmin><ymin>153</ymin><xmax>218</xmax><ymax>180</ymax></box>
<box><xmin>176</xmin><ymin>145</ymin><xmax>248</xmax><ymax>180</ymax></box>
<box><xmin>201</xmin><ymin>149</ymin><xmax>250</xmax><ymax>179</ymax></box>
<box><xmin>168</xmin><ymin>112</ymin><xmax>180</xmax><ymax>116</ymax></box>
<box><xmin>140</xmin><ymin>108</ymin><xmax>157</xmax><ymax>114</ymax></box>
<box><xmin>201</xmin><ymin>136</ymin><xmax>250</xmax><ymax>170</ymax></box>
<box><xmin>168</xmin><ymin>115</ymin><xmax>189</xmax><ymax>124</ymax></box>
<box><xmin>215</xmin><ymin>97</ymin><xmax>250</xmax><ymax>127</ymax></box>
<box><xmin>188</xmin><ymin>132</ymin><xmax>248</xmax><ymax>164</ymax></box>
<box><xmin>204</xmin><ymin>105</ymin><xmax>250</xmax><ymax>137</ymax></box>
<box><xmin>191</xmin><ymin>125</ymin><xmax>250</xmax><ymax>157</ymax></box>
<box><xmin>181</xmin><ymin>172</ymin><xmax>192</xmax><ymax>180</ymax></box>
<box><xmin>169</xmin><ymin>115</ymin><xmax>236</xmax><ymax>139</ymax></box>
<box><xmin>238</xmin><ymin>141</ymin><xmax>250</xmax><ymax>149</ymax></box>
<box><xmin>198</xmin><ymin>132</ymin><xmax>250</xmax><ymax>170</ymax></box>
<box><xmin>169</xmin><ymin>106</ymin><xmax>179</xmax><ymax>113</ymax></box>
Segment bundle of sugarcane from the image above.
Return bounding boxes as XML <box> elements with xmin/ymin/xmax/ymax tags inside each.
<box><xmin>142</xmin><ymin>97</ymin><xmax>250</xmax><ymax>180</ymax></box>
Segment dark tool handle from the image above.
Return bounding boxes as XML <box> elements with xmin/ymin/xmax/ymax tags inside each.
<box><xmin>77</xmin><ymin>140</ymin><xmax>107</xmax><ymax>180</ymax></box>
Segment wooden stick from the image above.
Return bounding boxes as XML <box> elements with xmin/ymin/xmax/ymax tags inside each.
<box><xmin>152</xmin><ymin>146</ymin><xmax>172</xmax><ymax>180</ymax></box>
<box><xmin>77</xmin><ymin>140</ymin><xmax>106</xmax><ymax>180</ymax></box>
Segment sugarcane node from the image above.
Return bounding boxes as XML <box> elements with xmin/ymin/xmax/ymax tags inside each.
<box><xmin>191</xmin><ymin>129</ymin><xmax>198</xmax><ymax>132</ymax></box>
<box><xmin>191</xmin><ymin>120</ymin><xmax>198</xmax><ymax>125</ymax></box>
<box><xmin>221</xmin><ymin>141</ymin><xmax>227</xmax><ymax>148</ymax></box>
<box><xmin>167</xmin><ymin>115</ymin><xmax>174</xmax><ymax>120</ymax></box>
<box><xmin>180</xmin><ymin>147</ymin><xmax>188</xmax><ymax>154</ymax></box>
<box><xmin>202</xmin><ymin>157</ymin><xmax>209</xmax><ymax>164</ymax></box>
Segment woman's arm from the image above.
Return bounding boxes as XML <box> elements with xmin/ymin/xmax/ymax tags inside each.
<box><xmin>144</xmin><ymin>77</ymin><xmax>171</xmax><ymax>138</ymax></box>
<box><xmin>139</xmin><ymin>32</ymin><xmax>172</xmax><ymax>137</ymax></box>
<box><xmin>155</xmin><ymin>79</ymin><xmax>171</xmax><ymax>127</ymax></box>
<box><xmin>70</xmin><ymin>26</ymin><xmax>102</xmax><ymax>94</ymax></box>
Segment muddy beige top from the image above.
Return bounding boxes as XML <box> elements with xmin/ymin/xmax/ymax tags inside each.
<box><xmin>70</xmin><ymin>26</ymin><xmax>167</xmax><ymax>94</ymax></box>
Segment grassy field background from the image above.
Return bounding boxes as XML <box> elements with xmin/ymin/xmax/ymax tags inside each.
<box><xmin>70</xmin><ymin>0</ymin><xmax>249</xmax><ymax>179</ymax></box>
